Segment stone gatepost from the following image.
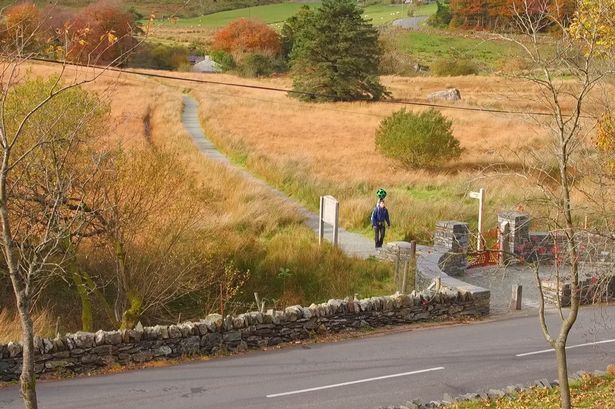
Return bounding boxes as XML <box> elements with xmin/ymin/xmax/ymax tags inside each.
<box><xmin>434</xmin><ymin>221</ymin><xmax>469</xmax><ymax>276</ymax></box>
<box><xmin>497</xmin><ymin>212</ymin><xmax>530</xmax><ymax>261</ymax></box>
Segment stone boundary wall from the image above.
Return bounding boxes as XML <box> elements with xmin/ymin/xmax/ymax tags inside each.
<box><xmin>0</xmin><ymin>291</ymin><xmax>489</xmax><ymax>382</ymax></box>
<box><xmin>498</xmin><ymin>211</ymin><xmax>615</xmax><ymax>263</ymax></box>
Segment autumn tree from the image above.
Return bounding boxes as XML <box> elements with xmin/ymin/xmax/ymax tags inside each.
<box><xmin>68</xmin><ymin>0</ymin><xmax>138</xmax><ymax>65</ymax></box>
<box><xmin>501</xmin><ymin>0</ymin><xmax>615</xmax><ymax>407</ymax></box>
<box><xmin>87</xmin><ymin>147</ymin><xmax>214</xmax><ymax>329</ymax></box>
<box><xmin>210</xmin><ymin>18</ymin><xmax>284</xmax><ymax>77</ymax></box>
<box><xmin>212</xmin><ymin>18</ymin><xmax>281</xmax><ymax>59</ymax></box>
<box><xmin>450</xmin><ymin>0</ymin><xmax>576</xmax><ymax>30</ymax></box>
<box><xmin>1</xmin><ymin>73</ymin><xmax>111</xmax><ymax>409</ymax></box>
<box><xmin>289</xmin><ymin>0</ymin><xmax>387</xmax><ymax>102</ymax></box>
<box><xmin>2</xmin><ymin>2</ymin><xmax>40</xmax><ymax>53</ymax></box>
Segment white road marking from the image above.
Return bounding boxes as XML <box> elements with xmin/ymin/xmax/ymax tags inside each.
<box><xmin>516</xmin><ymin>338</ymin><xmax>615</xmax><ymax>357</ymax></box>
<box><xmin>265</xmin><ymin>366</ymin><xmax>445</xmax><ymax>398</ymax></box>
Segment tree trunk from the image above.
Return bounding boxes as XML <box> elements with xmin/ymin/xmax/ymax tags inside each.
<box><xmin>555</xmin><ymin>343</ymin><xmax>571</xmax><ymax>409</ymax></box>
<box><xmin>16</xmin><ymin>294</ymin><xmax>38</xmax><ymax>409</ymax></box>
<box><xmin>71</xmin><ymin>270</ymin><xmax>93</xmax><ymax>332</ymax></box>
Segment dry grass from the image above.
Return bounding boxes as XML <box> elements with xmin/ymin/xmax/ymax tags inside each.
<box><xmin>1</xmin><ymin>62</ymin><xmax>393</xmax><ymax>330</ymax></box>
<box><xmin>0</xmin><ymin>309</ymin><xmax>56</xmax><ymax>343</ymax></box>
<box><xmin>171</xmin><ymin>74</ymin><xmax>555</xmax><ymax>239</ymax></box>
<box><xmin>152</xmin><ymin>72</ymin><xmax>606</xmax><ymax>241</ymax></box>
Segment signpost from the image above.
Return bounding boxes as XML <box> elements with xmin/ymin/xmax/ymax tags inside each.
<box><xmin>469</xmin><ymin>188</ymin><xmax>485</xmax><ymax>251</ymax></box>
<box><xmin>319</xmin><ymin>195</ymin><xmax>339</xmax><ymax>247</ymax></box>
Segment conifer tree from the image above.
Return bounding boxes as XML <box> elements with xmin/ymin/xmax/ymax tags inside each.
<box><xmin>289</xmin><ymin>0</ymin><xmax>387</xmax><ymax>102</ymax></box>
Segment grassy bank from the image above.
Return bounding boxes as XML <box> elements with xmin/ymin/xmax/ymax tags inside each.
<box><xmin>449</xmin><ymin>370</ymin><xmax>615</xmax><ymax>408</ymax></box>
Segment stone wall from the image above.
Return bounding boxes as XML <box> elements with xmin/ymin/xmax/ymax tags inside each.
<box><xmin>0</xmin><ymin>291</ymin><xmax>490</xmax><ymax>382</ymax></box>
<box><xmin>542</xmin><ymin>270</ymin><xmax>615</xmax><ymax>307</ymax></box>
<box><xmin>498</xmin><ymin>212</ymin><xmax>615</xmax><ymax>264</ymax></box>
<box><xmin>434</xmin><ymin>221</ymin><xmax>470</xmax><ymax>276</ymax></box>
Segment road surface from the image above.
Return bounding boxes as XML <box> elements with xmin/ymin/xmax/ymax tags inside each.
<box><xmin>1</xmin><ymin>306</ymin><xmax>614</xmax><ymax>409</ymax></box>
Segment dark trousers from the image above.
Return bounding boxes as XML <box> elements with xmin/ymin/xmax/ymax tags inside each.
<box><xmin>374</xmin><ymin>224</ymin><xmax>386</xmax><ymax>248</ymax></box>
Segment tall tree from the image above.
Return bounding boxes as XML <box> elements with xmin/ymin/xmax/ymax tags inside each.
<box><xmin>0</xmin><ymin>75</ymin><xmax>109</xmax><ymax>409</ymax></box>
<box><xmin>502</xmin><ymin>0</ymin><xmax>615</xmax><ymax>407</ymax></box>
<box><xmin>289</xmin><ymin>0</ymin><xmax>387</xmax><ymax>102</ymax></box>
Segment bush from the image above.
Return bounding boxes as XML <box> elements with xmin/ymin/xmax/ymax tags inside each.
<box><xmin>209</xmin><ymin>50</ymin><xmax>236</xmax><ymax>71</ymax></box>
<box><xmin>236</xmin><ymin>53</ymin><xmax>287</xmax><ymax>77</ymax></box>
<box><xmin>375</xmin><ymin>108</ymin><xmax>462</xmax><ymax>168</ymax></box>
<box><xmin>431</xmin><ymin>58</ymin><xmax>479</xmax><ymax>76</ymax></box>
<box><xmin>126</xmin><ymin>43</ymin><xmax>190</xmax><ymax>71</ymax></box>
<box><xmin>427</xmin><ymin>1</ymin><xmax>452</xmax><ymax>28</ymax></box>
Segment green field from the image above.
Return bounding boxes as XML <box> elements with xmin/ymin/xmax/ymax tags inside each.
<box><xmin>0</xmin><ymin>0</ymin><xmax>282</xmax><ymax>18</ymax></box>
<box><xmin>155</xmin><ymin>1</ymin><xmax>437</xmax><ymax>28</ymax></box>
<box><xmin>395</xmin><ymin>30</ymin><xmax>520</xmax><ymax>70</ymax></box>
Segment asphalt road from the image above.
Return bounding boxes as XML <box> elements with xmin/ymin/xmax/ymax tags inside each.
<box><xmin>1</xmin><ymin>306</ymin><xmax>614</xmax><ymax>409</ymax></box>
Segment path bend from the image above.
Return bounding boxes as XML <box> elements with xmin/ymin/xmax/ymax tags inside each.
<box><xmin>181</xmin><ymin>95</ymin><xmax>378</xmax><ymax>259</ymax></box>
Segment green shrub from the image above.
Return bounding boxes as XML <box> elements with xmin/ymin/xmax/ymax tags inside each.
<box><xmin>126</xmin><ymin>43</ymin><xmax>189</xmax><ymax>71</ymax></box>
<box><xmin>209</xmin><ymin>50</ymin><xmax>236</xmax><ymax>71</ymax></box>
<box><xmin>236</xmin><ymin>53</ymin><xmax>287</xmax><ymax>77</ymax></box>
<box><xmin>375</xmin><ymin>108</ymin><xmax>462</xmax><ymax>168</ymax></box>
<box><xmin>431</xmin><ymin>57</ymin><xmax>479</xmax><ymax>76</ymax></box>
<box><xmin>427</xmin><ymin>1</ymin><xmax>452</xmax><ymax>28</ymax></box>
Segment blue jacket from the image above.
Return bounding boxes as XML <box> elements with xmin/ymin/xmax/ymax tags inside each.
<box><xmin>371</xmin><ymin>206</ymin><xmax>390</xmax><ymax>227</ymax></box>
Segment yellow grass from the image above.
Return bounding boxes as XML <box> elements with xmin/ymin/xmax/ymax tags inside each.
<box><xmin>0</xmin><ymin>309</ymin><xmax>56</xmax><ymax>343</ymax></box>
<box><xmin>2</xmin><ymin>62</ymin><xmax>393</xmax><ymax>325</ymax></box>
<box><xmin>153</xmin><ymin>72</ymin><xmax>604</xmax><ymax>241</ymax></box>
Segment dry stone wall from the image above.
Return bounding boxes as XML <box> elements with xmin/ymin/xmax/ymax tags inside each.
<box><xmin>0</xmin><ymin>291</ymin><xmax>489</xmax><ymax>382</ymax></box>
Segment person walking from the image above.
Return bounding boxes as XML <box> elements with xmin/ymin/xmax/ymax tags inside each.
<box><xmin>371</xmin><ymin>199</ymin><xmax>390</xmax><ymax>248</ymax></box>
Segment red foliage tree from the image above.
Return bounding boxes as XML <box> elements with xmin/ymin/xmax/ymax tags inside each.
<box><xmin>2</xmin><ymin>2</ymin><xmax>40</xmax><ymax>49</ymax></box>
<box><xmin>40</xmin><ymin>5</ymin><xmax>76</xmax><ymax>44</ymax></box>
<box><xmin>68</xmin><ymin>0</ymin><xmax>137</xmax><ymax>65</ymax></box>
<box><xmin>211</xmin><ymin>18</ymin><xmax>281</xmax><ymax>59</ymax></box>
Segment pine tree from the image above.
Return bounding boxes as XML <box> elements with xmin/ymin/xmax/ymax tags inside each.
<box><xmin>289</xmin><ymin>0</ymin><xmax>387</xmax><ymax>102</ymax></box>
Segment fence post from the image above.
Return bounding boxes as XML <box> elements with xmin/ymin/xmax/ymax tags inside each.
<box><xmin>410</xmin><ymin>240</ymin><xmax>417</xmax><ymax>291</ymax></box>
<box><xmin>395</xmin><ymin>246</ymin><xmax>401</xmax><ymax>291</ymax></box>
<box><xmin>511</xmin><ymin>284</ymin><xmax>522</xmax><ymax>310</ymax></box>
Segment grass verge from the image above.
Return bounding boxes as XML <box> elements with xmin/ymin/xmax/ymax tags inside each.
<box><xmin>448</xmin><ymin>369</ymin><xmax>615</xmax><ymax>409</ymax></box>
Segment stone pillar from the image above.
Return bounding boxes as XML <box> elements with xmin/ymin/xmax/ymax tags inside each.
<box><xmin>497</xmin><ymin>212</ymin><xmax>530</xmax><ymax>260</ymax></box>
<box><xmin>435</xmin><ymin>221</ymin><xmax>470</xmax><ymax>253</ymax></box>
<box><xmin>435</xmin><ymin>221</ymin><xmax>469</xmax><ymax>276</ymax></box>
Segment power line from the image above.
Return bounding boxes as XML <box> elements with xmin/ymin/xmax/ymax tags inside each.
<box><xmin>31</xmin><ymin>57</ymin><xmax>593</xmax><ymax>118</ymax></box>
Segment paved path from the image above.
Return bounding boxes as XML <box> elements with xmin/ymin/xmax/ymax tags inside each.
<box><xmin>392</xmin><ymin>15</ymin><xmax>428</xmax><ymax>29</ymax></box>
<box><xmin>182</xmin><ymin>95</ymin><xmax>378</xmax><ymax>259</ymax></box>
<box><xmin>2</xmin><ymin>306</ymin><xmax>613</xmax><ymax>409</ymax></box>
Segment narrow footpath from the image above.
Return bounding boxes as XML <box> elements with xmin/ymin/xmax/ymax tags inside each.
<box><xmin>181</xmin><ymin>95</ymin><xmax>378</xmax><ymax>259</ymax></box>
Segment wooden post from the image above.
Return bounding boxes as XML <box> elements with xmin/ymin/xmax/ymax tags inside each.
<box><xmin>477</xmin><ymin>188</ymin><xmax>485</xmax><ymax>251</ymax></box>
<box><xmin>410</xmin><ymin>240</ymin><xmax>417</xmax><ymax>291</ymax></box>
<box><xmin>469</xmin><ymin>188</ymin><xmax>486</xmax><ymax>251</ymax></box>
<box><xmin>395</xmin><ymin>247</ymin><xmax>401</xmax><ymax>291</ymax></box>
<box><xmin>401</xmin><ymin>259</ymin><xmax>409</xmax><ymax>294</ymax></box>
<box><xmin>511</xmin><ymin>284</ymin><xmax>522</xmax><ymax>310</ymax></box>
